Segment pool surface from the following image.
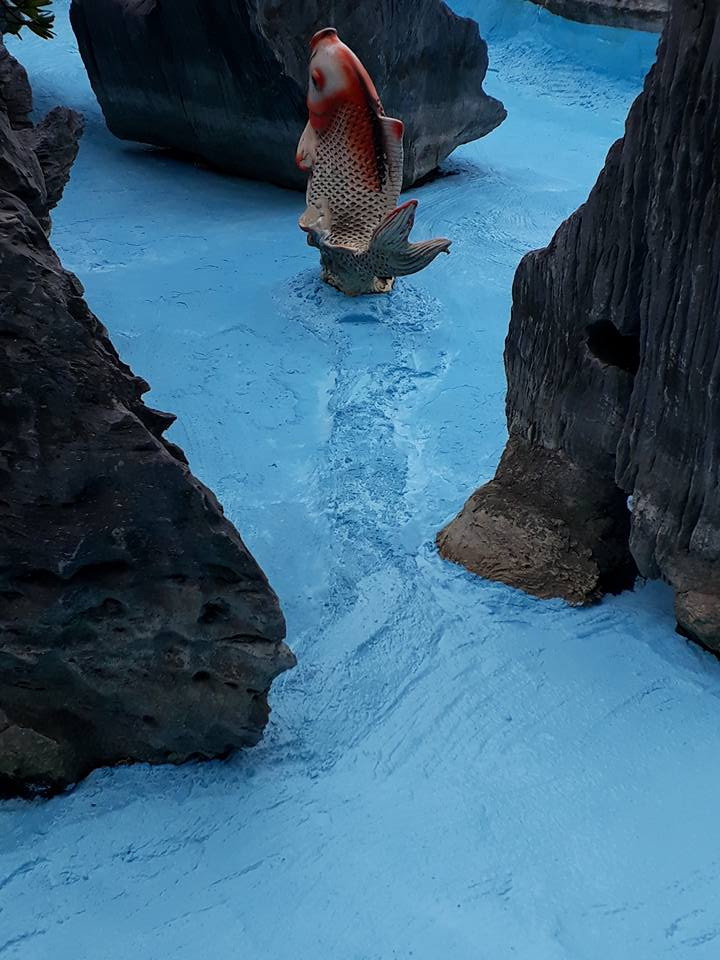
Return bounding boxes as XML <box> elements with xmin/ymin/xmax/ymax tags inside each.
<box><xmin>3</xmin><ymin>3</ymin><xmax>720</xmax><ymax>958</ymax></box>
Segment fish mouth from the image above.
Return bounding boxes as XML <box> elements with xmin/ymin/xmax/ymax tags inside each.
<box><xmin>310</xmin><ymin>27</ymin><xmax>338</xmax><ymax>50</ymax></box>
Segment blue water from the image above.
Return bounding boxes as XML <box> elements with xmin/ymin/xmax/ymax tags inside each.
<box><xmin>3</xmin><ymin>3</ymin><xmax>720</xmax><ymax>958</ymax></box>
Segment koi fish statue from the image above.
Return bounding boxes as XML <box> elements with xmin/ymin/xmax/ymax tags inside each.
<box><xmin>296</xmin><ymin>28</ymin><xmax>451</xmax><ymax>296</ymax></box>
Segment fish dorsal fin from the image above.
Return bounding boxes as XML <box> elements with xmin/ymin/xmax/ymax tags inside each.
<box><xmin>380</xmin><ymin>116</ymin><xmax>404</xmax><ymax>208</ymax></box>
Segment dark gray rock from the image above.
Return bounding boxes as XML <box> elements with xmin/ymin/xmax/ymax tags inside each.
<box><xmin>0</xmin><ymin>37</ymin><xmax>32</xmax><ymax>127</ymax></box>
<box><xmin>0</xmin><ymin>102</ymin><xmax>45</xmax><ymax>218</ymax></box>
<box><xmin>25</xmin><ymin>107</ymin><xmax>85</xmax><ymax>213</ymax></box>
<box><xmin>439</xmin><ymin>0</ymin><xmax>720</xmax><ymax>651</ymax></box>
<box><xmin>0</xmin><ymin>37</ymin><xmax>82</xmax><ymax>231</ymax></box>
<box><xmin>69</xmin><ymin>0</ymin><xmax>506</xmax><ymax>190</ymax></box>
<box><xmin>0</xmin><ymin>45</ymin><xmax>295</xmax><ymax>797</ymax></box>
<box><xmin>528</xmin><ymin>0</ymin><xmax>668</xmax><ymax>31</ymax></box>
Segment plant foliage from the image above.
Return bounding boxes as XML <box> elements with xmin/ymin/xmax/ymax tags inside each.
<box><xmin>1</xmin><ymin>0</ymin><xmax>55</xmax><ymax>39</ymax></box>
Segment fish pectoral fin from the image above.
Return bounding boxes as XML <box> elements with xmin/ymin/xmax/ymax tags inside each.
<box><xmin>296</xmin><ymin>120</ymin><xmax>319</xmax><ymax>172</ymax></box>
<box><xmin>369</xmin><ymin>200</ymin><xmax>451</xmax><ymax>277</ymax></box>
<box><xmin>299</xmin><ymin>207</ymin><xmax>320</xmax><ymax>231</ymax></box>
<box><xmin>379</xmin><ymin>116</ymin><xmax>404</xmax><ymax>205</ymax></box>
<box><xmin>299</xmin><ymin>197</ymin><xmax>332</xmax><ymax>233</ymax></box>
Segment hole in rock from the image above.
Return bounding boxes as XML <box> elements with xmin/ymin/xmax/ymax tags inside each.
<box><xmin>586</xmin><ymin>321</ymin><xmax>640</xmax><ymax>374</ymax></box>
<box><xmin>89</xmin><ymin>597</ymin><xmax>125</xmax><ymax>618</ymax></box>
<box><xmin>198</xmin><ymin>599</ymin><xmax>231</xmax><ymax>624</ymax></box>
<box><xmin>0</xmin><ymin>590</ymin><xmax>23</xmax><ymax>601</ymax></box>
<box><xmin>142</xmin><ymin>715</ymin><xmax>157</xmax><ymax>727</ymax></box>
<box><xmin>72</xmin><ymin>560</ymin><xmax>131</xmax><ymax>583</ymax></box>
<box><xmin>193</xmin><ymin>670</ymin><xmax>211</xmax><ymax>683</ymax></box>
<box><xmin>15</xmin><ymin>568</ymin><xmax>63</xmax><ymax>587</ymax></box>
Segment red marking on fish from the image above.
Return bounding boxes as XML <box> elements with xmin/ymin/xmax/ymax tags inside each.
<box><xmin>299</xmin><ymin>30</ymin><xmax>409</xmax><ymax>248</ymax></box>
<box><xmin>307</xmin><ymin>28</ymin><xmax>383</xmax><ymax>141</ymax></box>
<box><xmin>386</xmin><ymin>118</ymin><xmax>404</xmax><ymax>141</ymax></box>
<box><xmin>298</xmin><ymin>29</ymin><xmax>450</xmax><ymax>293</ymax></box>
<box><xmin>310</xmin><ymin>26</ymin><xmax>338</xmax><ymax>51</ymax></box>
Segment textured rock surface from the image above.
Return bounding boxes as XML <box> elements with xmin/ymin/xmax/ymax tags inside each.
<box><xmin>0</xmin><ymin>37</ymin><xmax>32</xmax><ymax>126</ymax></box>
<box><xmin>0</xmin><ymin>36</ymin><xmax>82</xmax><ymax>231</ymax></box>
<box><xmin>439</xmin><ymin>0</ymin><xmax>720</xmax><ymax>650</ymax></box>
<box><xmin>0</xmin><ymin>44</ymin><xmax>295</xmax><ymax>797</ymax></box>
<box><xmin>528</xmin><ymin>0</ymin><xmax>668</xmax><ymax>30</ymax></box>
<box><xmin>8</xmin><ymin>13</ymin><xmax>720</xmax><ymax>956</ymax></box>
<box><xmin>69</xmin><ymin>0</ymin><xmax>506</xmax><ymax>190</ymax></box>
<box><xmin>438</xmin><ymin>438</ymin><xmax>637</xmax><ymax>606</ymax></box>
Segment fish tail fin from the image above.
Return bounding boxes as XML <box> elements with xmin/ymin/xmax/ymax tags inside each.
<box><xmin>369</xmin><ymin>200</ymin><xmax>451</xmax><ymax>277</ymax></box>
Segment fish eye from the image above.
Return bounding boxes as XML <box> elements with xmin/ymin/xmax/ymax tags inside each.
<box><xmin>311</xmin><ymin>68</ymin><xmax>325</xmax><ymax>92</ymax></box>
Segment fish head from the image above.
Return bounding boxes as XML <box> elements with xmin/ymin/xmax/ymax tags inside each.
<box><xmin>306</xmin><ymin>27</ymin><xmax>383</xmax><ymax>133</ymax></box>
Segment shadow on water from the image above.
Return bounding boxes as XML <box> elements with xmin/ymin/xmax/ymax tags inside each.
<box><xmin>337</xmin><ymin>311</ymin><xmax>384</xmax><ymax>325</ymax></box>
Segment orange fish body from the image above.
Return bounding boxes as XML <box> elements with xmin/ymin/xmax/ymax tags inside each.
<box><xmin>297</xmin><ymin>28</ymin><xmax>450</xmax><ymax>295</ymax></box>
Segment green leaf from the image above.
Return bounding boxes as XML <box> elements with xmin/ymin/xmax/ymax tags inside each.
<box><xmin>1</xmin><ymin>0</ymin><xmax>56</xmax><ymax>39</ymax></box>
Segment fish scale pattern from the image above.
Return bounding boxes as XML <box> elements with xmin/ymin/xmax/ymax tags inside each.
<box><xmin>306</xmin><ymin>102</ymin><xmax>397</xmax><ymax>249</ymax></box>
<box><xmin>298</xmin><ymin>32</ymin><xmax>450</xmax><ymax>294</ymax></box>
